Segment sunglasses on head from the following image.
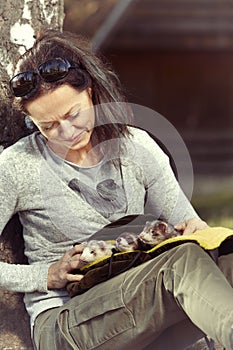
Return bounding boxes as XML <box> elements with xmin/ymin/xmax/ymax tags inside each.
<box><xmin>9</xmin><ymin>57</ymin><xmax>79</xmax><ymax>97</ymax></box>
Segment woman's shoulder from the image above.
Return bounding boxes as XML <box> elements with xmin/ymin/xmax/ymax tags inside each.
<box><xmin>125</xmin><ymin>125</ymin><xmax>171</xmax><ymax>168</ymax></box>
<box><xmin>127</xmin><ymin>125</ymin><xmax>150</xmax><ymax>139</ymax></box>
<box><xmin>127</xmin><ymin>126</ymin><xmax>165</xmax><ymax>154</ymax></box>
<box><xmin>0</xmin><ymin>132</ymin><xmax>41</xmax><ymax>164</ymax></box>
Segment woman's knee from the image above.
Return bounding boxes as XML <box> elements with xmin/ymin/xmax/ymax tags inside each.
<box><xmin>175</xmin><ymin>242</ymin><xmax>206</xmax><ymax>254</ymax></box>
<box><xmin>162</xmin><ymin>242</ymin><xmax>216</xmax><ymax>284</ymax></box>
<box><xmin>167</xmin><ymin>242</ymin><xmax>210</xmax><ymax>264</ymax></box>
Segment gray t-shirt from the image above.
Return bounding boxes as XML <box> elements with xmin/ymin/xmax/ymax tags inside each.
<box><xmin>44</xmin><ymin>144</ymin><xmax>128</xmax><ymax>220</ymax></box>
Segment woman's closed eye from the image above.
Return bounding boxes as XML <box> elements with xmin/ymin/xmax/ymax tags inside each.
<box><xmin>41</xmin><ymin>123</ymin><xmax>56</xmax><ymax>131</ymax></box>
<box><xmin>69</xmin><ymin>111</ymin><xmax>80</xmax><ymax>121</ymax></box>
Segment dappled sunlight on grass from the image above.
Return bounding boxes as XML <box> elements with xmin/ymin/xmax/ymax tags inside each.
<box><xmin>191</xmin><ymin>176</ymin><xmax>233</xmax><ymax>229</ymax></box>
<box><xmin>207</xmin><ymin>217</ymin><xmax>233</xmax><ymax>229</ymax></box>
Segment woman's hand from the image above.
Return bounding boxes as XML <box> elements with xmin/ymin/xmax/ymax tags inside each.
<box><xmin>48</xmin><ymin>244</ymin><xmax>84</xmax><ymax>289</ymax></box>
<box><xmin>174</xmin><ymin>217</ymin><xmax>209</xmax><ymax>236</ymax></box>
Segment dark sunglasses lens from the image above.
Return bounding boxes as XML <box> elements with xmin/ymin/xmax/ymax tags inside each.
<box><xmin>38</xmin><ymin>59</ymin><xmax>69</xmax><ymax>82</ymax></box>
<box><xmin>10</xmin><ymin>72</ymin><xmax>35</xmax><ymax>97</ymax></box>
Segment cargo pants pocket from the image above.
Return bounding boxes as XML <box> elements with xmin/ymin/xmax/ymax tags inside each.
<box><xmin>68</xmin><ymin>289</ymin><xmax>136</xmax><ymax>350</ymax></box>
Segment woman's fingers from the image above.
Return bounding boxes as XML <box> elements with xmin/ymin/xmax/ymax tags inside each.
<box><xmin>66</xmin><ymin>273</ymin><xmax>84</xmax><ymax>283</ymax></box>
<box><xmin>64</xmin><ymin>244</ymin><xmax>84</xmax><ymax>270</ymax></box>
<box><xmin>175</xmin><ymin>218</ymin><xmax>209</xmax><ymax>235</ymax></box>
<box><xmin>174</xmin><ymin>221</ymin><xmax>186</xmax><ymax>232</ymax></box>
<box><xmin>65</xmin><ymin>243</ymin><xmax>84</xmax><ymax>260</ymax></box>
<box><xmin>47</xmin><ymin>244</ymin><xmax>84</xmax><ymax>289</ymax></box>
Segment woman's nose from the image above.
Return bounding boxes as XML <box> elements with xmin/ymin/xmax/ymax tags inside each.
<box><xmin>58</xmin><ymin>119</ymin><xmax>75</xmax><ymax>139</ymax></box>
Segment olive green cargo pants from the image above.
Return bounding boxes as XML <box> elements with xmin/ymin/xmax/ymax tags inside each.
<box><xmin>34</xmin><ymin>243</ymin><xmax>233</xmax><ymax>349</ymax></box>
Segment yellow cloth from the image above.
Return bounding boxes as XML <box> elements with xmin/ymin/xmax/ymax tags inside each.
<box><xmin>147</xmin><ymin>226</ymin><xmax>233</xmax><ymax>253</ymax></box>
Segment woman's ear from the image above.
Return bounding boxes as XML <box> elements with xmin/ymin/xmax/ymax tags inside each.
<box><xmin>25</xmin><ymin>115</ymin><xmax>37</xmax><ymax>130</ymax></box>
<box><xmin>87</xmin><ymin>87</ymin><xmax>92</xmax><ymax>98</ymax></box>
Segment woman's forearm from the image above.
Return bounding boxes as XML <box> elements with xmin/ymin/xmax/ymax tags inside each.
<box><xmin>0</xmin><ymin>261</ymin><xmax>49</xmax><ymax>293</ymax></box>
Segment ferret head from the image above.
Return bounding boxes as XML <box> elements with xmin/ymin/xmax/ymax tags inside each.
<box><xmin>139</xmin><ymin>220</ymin><xmax>170</xmax><ymax>245</ymax></box>
<box><xmin>79</xmin><ymin>240</ymin><xmax>114</xmax><ymax>264</ymax></box>
<box><xmin>116</xmin><ymin>232</ymin><xmax>139</xmax><ymax>252</ymax></box>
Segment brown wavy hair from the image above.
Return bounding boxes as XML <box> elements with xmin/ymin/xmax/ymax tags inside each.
<box><xmin>12</xmin><ymin>29</ymin><xmax>133</xmax><ymax>148</ymax></box>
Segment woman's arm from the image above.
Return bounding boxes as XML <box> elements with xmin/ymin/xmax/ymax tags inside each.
<box><xmin>0</xmin><ymin>244</ymin><xmax>84</xmax><ymax>292</ymax></box>
<box><xmin>146</xmin><ymin>152</ymin><xmax>199</xmax><ymax>225</ymax></box>
<box><xmin>146</xmin><ymin>150</ymin><xmax>209</xmax><ymax>233</ymax></box>
<box><xmin>131</xmin><ymin>129</ymin><xmax>204</xmax><ymax>229</ymax></box>
<box><xmin>0</xmin><ymin>150</ymin><xmax>49</xmax><ymax>293</ymax></box>
<box><xmin>0</xmin><ymin>144</ymin><xmax>85</xmax><ymax>293</ymax></box>
<box><xmin>0</xmin><ymin>261</ymin><xmax>49</xmax><ymax>292</ymax></box>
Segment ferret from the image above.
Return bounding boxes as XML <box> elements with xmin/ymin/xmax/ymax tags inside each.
<box><xmin>79</xmin><ymin>240</ymin><xmax>115</xmax><ymax>265</ymax></box>
<box><xmin>116</xmin><ymin>232</ymin><xmax>140</xmax><ymax>252</ymax></box>
<box><xmin>138</xmin><ymin>220</ymin><xmax>182</xmax><ymax>246</ymax></box>
<box><xmin>78</xmin><ymin>220</ymin><xmax>181</xmax><ymax>266</ymax></box>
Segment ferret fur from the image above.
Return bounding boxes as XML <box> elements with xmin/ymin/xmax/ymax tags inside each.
<box><xmin>79</xmin><ymin>220</ymin><xmax>181</xmax><ymax>265</ymax></box>
<box><xmin>116</xmin><ymin>232</ymin><xmax>140</xmax><ymax>251</ymax></box>
<box><xmin>79</xmin><ymin>240</ymin><xmax>115</xmax><ymax>265</ymax></box>
<box><xmin>138</xmin><ymin>220</ymin><xmax>182</xmax><ymax>246</ymax></box>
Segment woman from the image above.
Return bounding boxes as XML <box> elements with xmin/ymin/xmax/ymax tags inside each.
<box><xmin>3</xmin><ymin>28</ymin><xmax>233</xmax><ymax>349</ymax></box>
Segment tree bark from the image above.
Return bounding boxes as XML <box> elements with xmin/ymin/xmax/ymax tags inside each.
<box><xmin>0</xmin><ymin>0</ymin><xmax>64</xmax><ymax>147</ymax></box>
<box><xmin>0</xmin><ymin>1</ymin><xmax>64</xmax><ymax>348</ymax></box>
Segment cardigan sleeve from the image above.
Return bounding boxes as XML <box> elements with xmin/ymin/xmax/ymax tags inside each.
<box><xmin>0</xmin><ymin>262</ymin><xmax>49</xmax><ymax>292</ymax></box>
<box><xmin>129</xmin><ymin>128</ymin><xmax>199</xmax><ymax>225</ymax></box>
<box><xmin>0</xmin><ymin>149</ymin><xmax>49</xmax><ymax>293</ymax></box>
<box><xmin>145</xmin><ymin>149</ymin><xmax>199</xmax><ymax>225</ymax></box>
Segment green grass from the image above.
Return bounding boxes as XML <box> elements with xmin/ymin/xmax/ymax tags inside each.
<box><xmin>192</xmin><ymin>191</ymin><xmax>233</xmax><ymax>229</ymax></box>
<box><xmin>207</xmin><ymin>217</ymin><xmax>233</xmax><ymax>229</ymax></box>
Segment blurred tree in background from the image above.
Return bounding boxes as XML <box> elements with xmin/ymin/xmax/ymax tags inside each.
<box><xmin>0</xmin><ymin>1</ymin><xmax>64</xmax><ymax>348</ymax></box>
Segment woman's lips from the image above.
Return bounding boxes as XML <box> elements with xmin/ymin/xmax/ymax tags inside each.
<box><xmin>60</xmin><ymin>129</ymin><xmax>87</xmax><ymax>143</ymax></box>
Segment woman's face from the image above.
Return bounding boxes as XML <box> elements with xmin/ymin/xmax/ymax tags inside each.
<box><xmin>26</xmin><ymin>84</ymin><xmax>95</xmax><ymax>161</ymax></box>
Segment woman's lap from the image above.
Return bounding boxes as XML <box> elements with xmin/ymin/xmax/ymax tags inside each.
<box><xmin>34</xmin><ymin>243</ymin><xmax>233</xmax><ymax>350</ymax></box>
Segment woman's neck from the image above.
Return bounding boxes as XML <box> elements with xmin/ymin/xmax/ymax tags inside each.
<box><xmin>48</xmin><ymin>141</ymin><xmax>103</xmax><ymax>167</ymax></box>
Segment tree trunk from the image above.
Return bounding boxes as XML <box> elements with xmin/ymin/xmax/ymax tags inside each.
<box><xmin>0</xmin><ymin>1</ymin><xmax>64</xmax><ymax>348</ymax></box>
